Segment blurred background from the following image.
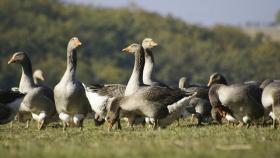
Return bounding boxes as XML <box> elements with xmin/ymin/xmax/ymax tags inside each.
<box><xmin>1</xmin><ymin>0</ymin><xmax>280</xmax><ymax>88</ymax></box>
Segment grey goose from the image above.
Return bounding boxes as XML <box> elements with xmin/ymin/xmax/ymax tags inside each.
<box><xmin>208</xmin><ymin>73</ymin><xmax>264</xmax><ymax>127</ymax></box>
<box><xmin>178</xmin><ymin>77</ymin><xmax>212</xmax><ymax>125</ymax></box>
<box><xmin>8</xmin><ymin>52</ymin><xmax>57</xmax><ymax>129</ymax></box>
<box><xmin>105</xmin><ymin>43</ymin><xmax>195</xmax><ymax>130</ymax></box>
<box><xmin>261</xmin><ymin>80</ymin><xmax>280</xmax><ymax>128</ymax></box>
<box><xmin>54</xmin><ymin>37</ymin><xmax>90</xmax><ymax>131</ymax></box>
<box><xmin>142</xmin><ymin>38</ymin><xmax>166</xmax><ymax>87</ymax></box>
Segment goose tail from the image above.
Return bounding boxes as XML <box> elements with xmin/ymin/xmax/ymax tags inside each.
<box><xmin>0</xmin><ymin>100</ymin><xmax>22</xmax><ymax>124</ymax></box>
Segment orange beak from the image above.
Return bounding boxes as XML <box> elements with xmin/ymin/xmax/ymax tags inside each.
<box><xmin>75</xmin><ymin>39</ymin><xmax>82</xmax><ymax>47</ymax></box>
<box><xmin>122</xmin><ymin>46</ymin><xmax>130</xmax><ymax>53</ymax></box>
<box><xmin>150</xmin><ymin>41</ymin><xmax>158</xmax><ymax>47</ymax></box>
<box><xmin>8</xmin><ymin>57</ymin><xmax>16</xmax><ymax>64</ymax></box>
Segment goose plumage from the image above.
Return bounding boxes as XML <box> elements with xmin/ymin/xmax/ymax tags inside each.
<box><xmin>105</xmin><ymin>43</ymin><xmax>195</xmax><ymax>130</ymax></box>
<box><xmin>142</xmin><ymin>38</ymin><xmax>166</xmax><ymax>87</ymax></box>
<box><xmin>261</xmin><ymin>80</ymin><xmax>280</xmax><ymax>128</ymax></box>
<box><xmin>0</xmin><ymin>89</ymin><xmax>25</xmax><ymax>124</ymax></box>
<box><xmin>208</xmin><ymin>73</ymin><xmax>264</xmax><ymax>126</ymax></box>
<box><xmin>178</xmin><ymin>77</ymin><xmax>212</xmax><ymax>125</ymax></box>
<box><xmin>8</xmin><ymin>52</ymin><xmax>56</xmax><ymax>129</ymax></box>
<box><xmin>54</xmin><ymin>37</ymin><xmax>90</xmax><ymax>131</ymax></box>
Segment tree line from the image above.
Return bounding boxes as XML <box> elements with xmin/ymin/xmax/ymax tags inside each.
<box><xmin>0</xmin><ymin>0</ymin><xmax>280</xmax><ymax>89</ymax></box>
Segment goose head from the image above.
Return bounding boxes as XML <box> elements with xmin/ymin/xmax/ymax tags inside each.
<box><xmin>142</xmin><ymin>38</ymin><xmax>158</xmax><ymax>49</ymax></box>
<box><xmin>105</xmin><ymin>98</ymin><xmax>121</xmax><ymax>131</ymax></box>
<box><xmin>33</xmin><ymin>69</ymin><xmax>45</xmax><ymax>82</ymax></box>
<box><xmin>207</xmin><ymin>73</ymin><xmax>227</xmax><ymax>87</ymax></box>
<box><xmin>122</xmin><ymin>43</ymin><xmax>142</xmax><ymax>54</ymax></box>
<box><xmin>67</xmin><ymin>37</ymin><xmax>82</xmax><ymax>51</ymax></box>
<box><xmin>260</xmin><ymin>79</ymin><xmax>274</xmax><ymax>89</ymax></box>
<box><xmin>8</xmin><ymin>52</ymin><xmax>29</xmax><ymax>65</ymax></box>
<box><xmin>179</xmin><ymin>77</ymin><xmax>190</xmax><ymax>89</ymax></box>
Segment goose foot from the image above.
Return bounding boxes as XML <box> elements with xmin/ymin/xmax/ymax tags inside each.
<box><xmin>176</xmin><ymin>118</ymin><xmax>180</xmax><ymax>127</ymax></box>
<box><xmin>153</xmin><ymin>119</ymin><xmax>159</xmax><ymax>130</ymax></box>
<box><xmin>237</xmin><ymin>122</ymin><xmax>244</xmax><ymax>128</ymax></box>
<box><xmin>79</xmin><ymin>119</ymin><xmax>84</xmax><ymax>131</ymax></box>
<box><xmin>9</xmin><ymin>121</ymin><xmax>13</xmax><ymax>129</ymax></box>
<box><xmin>272</xmin><ymin>119</ymin><xmax>276</xmax><ymax>129</ymax></box>
<box><xmin>117</xmin><ymin>119</ymin><xmax>122</xmax><ymax>130</ymax></box>
<box><xmin>190</xmin><ymin>114</ymin><xmax>195</xmax><ymax>123</ymax></box>
<box><xmin>37</xmin><ymin>120</ymin><xmax>45</xmax><ymax>130</ymax></box>
<box><xmin>25</xmin><ymin>120</ymin><xmax>30</xmax><ymax>128</ymax></box>
<box><xmin>63</xmin><ymin>121</ymin><xmax>68</xmax><ymax>132</ymax></box>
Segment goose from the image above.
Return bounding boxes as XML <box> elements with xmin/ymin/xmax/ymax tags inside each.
<box><xmin>33</xmin><ymin>69</ymin><xmax>45</xmax><ymax>85</ymax></box>
<box><xmin>105</xmin><ymin>43</ymin><xmax>195</xmax><ymax>130</ymax></box>
<box><xmin>142</xmin><ymin>38</ymin><xmax>190</xmax><ymax>127</ymax></box>
<box><xmin>178</xmin><ymin>77</ymin><xmax>212</xmax><ymax>125</ymax></box>
<box><xmin>0</xmin><ymin>89</ymin><xmax>25</xmax><ymax>124</ymax></box>
<box><xmin>261</xmin><ymin>79</ymin><xmax>280</xmax><ymax>128</ymax></box>
<box><xmin>82</xmin><ymin>38</ymin><xmax>161</xmax><ymax>128</ymax></box>
<box><xmin>8</xmin><ymin>52</ymin><xmax>57</xmax><ymax>129</ymax></box>
<box><xmin>208</xmin><ymin>73</ymin><xmax>264</xmax><ymax>127</ymax></box>
<box><xmin>54</xmin><ymin>37</ymin><xmax>90</xmax><ymax>131</ymax></box>
<box><xmin>10</xmin><ymin>69</ymin><xmax>46</xmax><ymax>128</ymax></box>
<box><xmin>83</xmin><ymin>83</ymin><xmax>126</xmax><ymax>127</ymax></box>
<box><xmin>142</xmin><ymin>38</ymin><xmax>166</xmax><ymax>87</ymax></box>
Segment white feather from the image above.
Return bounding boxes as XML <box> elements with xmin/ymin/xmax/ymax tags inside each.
<box><xmin>262</xmin><ymin>95</ymin><xmax>273</xmax><ymax>109</ymax></box>
<box><xmin>31</xmin><ymin>112</ymin><xmax>46</xmax><ymax>121</ymax></box>
<box><xmin>225</xmin><ymin>114</ymin><xmax>237</xmax><ymax>122</ymax></box>
<box><xmin>73</xmin><ymin>114</ymin><xmax>85</xmax><ymax>124</ymax></box>
<box><xmin>242</xmin><ymin>116</ymin><xmax>251</xmax><ymax>124</ymax></box>
<box><xmin>59</xmin><ymin>112</ymin><xmax>71</xmax><ymax>123</ymax></box>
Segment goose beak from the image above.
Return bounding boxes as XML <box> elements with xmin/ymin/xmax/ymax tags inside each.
<box><xmin>8</xmin><ymin>57</ymin><xmax>15</xmax><ymax>64</ymax></box>
<box><xmin>150</xmin><ymin>41</ymin><xmax>158</xmax><ymax>47</ymax></box>
<box><xmin>122</xmin><ymin>46</ymin><xmax>130</xmax><ymax>53</ymax></box>
<box><xmin>107</xmin><ymin>121</ymin><xmax>113</xmax><ymax>131</ymax></box>
<box><xmin>38</xmin><ymin>74</ymin><xmax>45</xmax><ymax>81</ymax></box>
<box><xmin>207</xmin><ymin>78</ymin><xmax>213</xmax><ymax>87</ymax></box>
<box><xmin>75</xmin><ymin>40</ymin><xmax>82</xmax><ymax>46</ymax></box>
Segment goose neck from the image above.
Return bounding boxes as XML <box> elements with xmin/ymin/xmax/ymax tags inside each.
<box><xmin>19</xmin><ymin>58</ymin><xmax>35</xmax><ymax>93</ymax></box>
<box><xmin>125</xmin><ymin>46</ymin><xmax>145</xmax><ymax>96</ymax></box>
<box><xmin>62</xmin><ymin>49</ymin><xmax>77</xmax><ymax>81</ymax></box>
<box><xmin>143</xmin><ymin>49</ymin><xmax>155</xmax><ymax>85</ymax></box>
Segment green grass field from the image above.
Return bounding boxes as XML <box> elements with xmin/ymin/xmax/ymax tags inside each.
<box><xmin>0</xmin><ymin>119</ymin><xmax>279</xmax><ymax>158</ymax></box>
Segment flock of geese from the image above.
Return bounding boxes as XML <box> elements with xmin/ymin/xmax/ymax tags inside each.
<box><xmin>0</xmin><ymin>37</ymin><xmax>279</xmax><ymax>131</ymax></box>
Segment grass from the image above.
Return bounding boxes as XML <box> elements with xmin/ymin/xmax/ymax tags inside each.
<box><xmin>0</xmin><ymin>119</ymin><xmax>279</xmax><ymax>158</ymax></box>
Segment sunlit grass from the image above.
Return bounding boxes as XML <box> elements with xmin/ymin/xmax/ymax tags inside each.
<box><xmin>0</xmin><ymin>119</ymin><xmax>279</xmax><ymax>158</ymax></box>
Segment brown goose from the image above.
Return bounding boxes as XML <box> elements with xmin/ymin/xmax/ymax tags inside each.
<box><xmin>261</xmin><ymin>80</ymin><xmax>280</xmax><ymax>128</ymax></box>
<box><xmin>208</xmin><ymin>73</ymin><xmax>264</xmax><ymax>126</ymax></box>
<box><xmin>105</xmin><ymin>43</ymin><xmax>194</xmax><ymax>130</ymax></box>
<box><xmin>54</xmin><ymin>37</ymin><xmax>90</xmax><ymax>131</ymax></box>
<box><xmin>8</xmin><ymin>52</ymin><xmax>56</xmax><ymax>129</ymax></box>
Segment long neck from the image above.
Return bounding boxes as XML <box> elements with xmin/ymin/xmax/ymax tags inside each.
<box><xmin>62</xmin><ymin>48</ymin><xmax>77</xmax><ymax>82</ymax></box>
<box><xmin>143</xmin><ymin>49</ymin><xmax>155</xmax><ymax>85</ymax></box>
<box><xmin>179</xmin><ymin>78</ymin><xmax>187</xmax><ymax>89</ymax></box>
<box><xmin>19</xmin><ymin>59</ymin><xmax>35</xmax><ymax>93</ymax></box>
<box><xmin>33</xmin><ymin>77</ymin><xmax>42</xmax><ymax>85</ymax></box>
<box><xmin>125</xmin><ymin>47</ymin><xmax>145</xmax><ymax>96</ymax></box>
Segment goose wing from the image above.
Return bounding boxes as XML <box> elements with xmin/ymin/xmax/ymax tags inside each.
<box><xmin>85</xmin><ymin>84</ymin><xmax>126</xmax><ymax>97</ymax></box>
